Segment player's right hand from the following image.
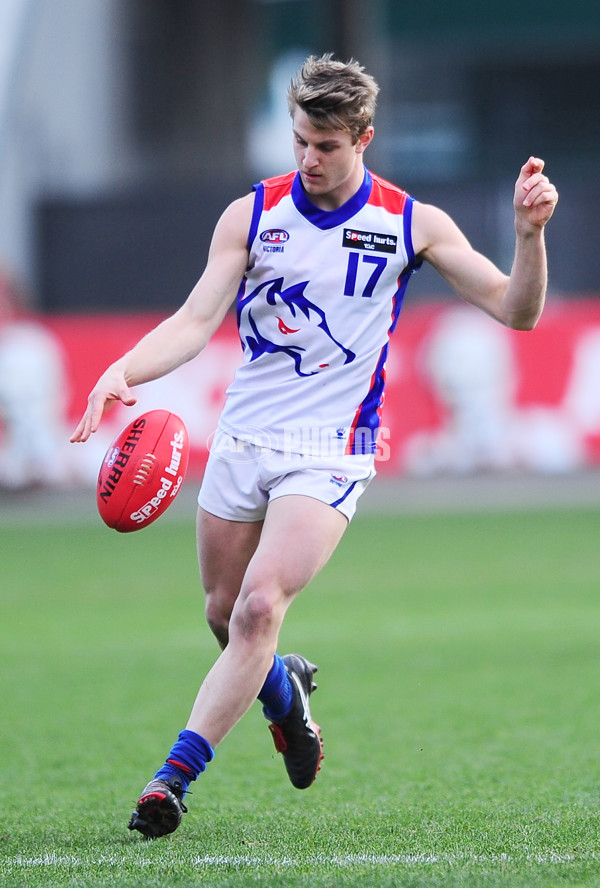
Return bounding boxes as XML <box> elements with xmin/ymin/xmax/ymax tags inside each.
<box><xmin>69</xmin><ymin>369</ymin><xmax>137</xmax><ymax>443</ymax></box>
<box><xmin>513</xmin><ymin>156</ymin><xmax>558</xmax><ymax>231</ymax></box>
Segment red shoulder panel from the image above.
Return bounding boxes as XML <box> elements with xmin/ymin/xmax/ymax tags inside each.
<box><xmin>368</xmin><ymin>172</ymin><xmax>408</xmax><ymax>214</ymax></box>
<box><xmin>261</xmin><ymin>171</ymin><xmax>296</xmax><ymax>211</ymax></box>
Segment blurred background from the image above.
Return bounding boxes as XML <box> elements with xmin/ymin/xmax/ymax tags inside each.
<box><xmin>1</xmin><ymin>0</ymin><xmax>600</xmax><ymax>492</ymax></box>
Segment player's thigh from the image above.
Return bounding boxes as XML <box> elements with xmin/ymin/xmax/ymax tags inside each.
<box><xmin>242</xmin><ymin>494</ymin><xmax>348</xmax><ymax>601</ymax></box>
<box><xmin>197</xmin><ymin>506</ymin><xmax>263</xmax><ymax>611</ymax></box>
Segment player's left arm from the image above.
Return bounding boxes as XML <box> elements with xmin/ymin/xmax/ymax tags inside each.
<box><xmin>413</xmin><ymin>157</ymin><xmax>558</xmax><ymax>330</ymax></box>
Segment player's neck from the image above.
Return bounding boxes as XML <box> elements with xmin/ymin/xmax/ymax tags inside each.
<box><xmin>304</xmin><ymin>163</ymin><xmax>366</xmax><ymax>212</ymax></box>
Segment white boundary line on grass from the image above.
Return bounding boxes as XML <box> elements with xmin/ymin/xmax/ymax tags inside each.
<box><xmin>194</xmin><ymin>852</ymin><xmax>600</xmax><ymax>867</ymax></box>
<box><xmin>5</xmin><ymin>850</ymin><xmax>600</xmax><ymax>869</ymax></box>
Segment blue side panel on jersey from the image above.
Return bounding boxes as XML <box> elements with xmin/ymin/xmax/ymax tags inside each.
<box><xmin>235</xmin><ymin>184</ymin><xmax>265</xmax><ymax>335</ymax></box>
<box><xmin>388</xmin><ymin>270</ymin><xmax>413</xmax><ymax>336</ymax></box>
<box><xmin>235</xmin><ymin>276</ymin><xmax>248</xmax><ymax>335</ymax></box>
<box><xmin>387</xmin><ymin>197</ymin><xmax>423</xmax><ymax>335</ymax></box>
<box><xmin>248</xmin><ymin>183</ymin><xmax>265</xmax><ymax>250</ymax></box>
<box><xmin>291</xmin><ymin>170</ymin><xmax>373</xmax><ymax>230</ymax></box>
<box><xmin>349</xmin><ymin>343</ymin><xmax>389</xmax><ymax>454</ymax></box>
<box><xmin>403</xmin><ymin>196</ymin><xmax>418</xmax><ymax>267</ymax></box>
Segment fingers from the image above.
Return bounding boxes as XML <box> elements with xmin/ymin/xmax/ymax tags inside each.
<box><xmin>69</xmin><ymin>396</ymin><xmax>107</xmax><ymax>443</ymax></box>
<box><xmin>515</xmin><ymin>156</ymin><xmax>558</xmax><ymax>224</ymax></box>
<box><xmin>69</xmin><ymin>417</ymin><xmax>89</xmax><ymax>444</ymax></box>
<box><xmin>70</xmin><ymin>378</ymin><xmax>137</xmax><ymax>443</ymax></box>
<box><xmin>523</xmin><ymin>177</ymin><xmax>555</xmax><ymax>208</ymax></box>
<box><xmin>520</xmin><ymin>157</ymin><xmax>547</xmax><ymax>205</ymax></box>
<box><xmin>522</xmin><ymin>155</ymin><xmax>545</xmax><ymax>177</ymax></box>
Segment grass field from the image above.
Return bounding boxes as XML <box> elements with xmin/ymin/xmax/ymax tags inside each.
<box><xmin>1</xmin><ymin>500</ymin><xmax>600</xmax><ymax>887</ymax></box>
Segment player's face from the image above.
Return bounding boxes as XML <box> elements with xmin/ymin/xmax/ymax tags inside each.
<box><xmin>292</xmin><ymin>108</ymin><xmax>373</xmax><ymax>210</ymax></box>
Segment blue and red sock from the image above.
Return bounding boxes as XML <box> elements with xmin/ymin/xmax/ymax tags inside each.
<box><xmin>153</xmin><ymin>730</ymin><xmax>214</xmax><ymax>794</ymax></box>
<box><xmin>258</xmin><ymin>653</ymin><xmax>293</xmax><ymax>722</ymax></box>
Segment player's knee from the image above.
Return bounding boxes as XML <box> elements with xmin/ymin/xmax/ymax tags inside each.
<box><xmin>231</xmin><ymin>587</ymin><xmax>282</xmax><ymax>642</ymax></box>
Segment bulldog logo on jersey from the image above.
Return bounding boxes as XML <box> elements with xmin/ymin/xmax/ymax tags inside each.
<box><xmin>238</xmin><ymin>277</ymin><xmax>356</xmax><ymax>378</ymax></box>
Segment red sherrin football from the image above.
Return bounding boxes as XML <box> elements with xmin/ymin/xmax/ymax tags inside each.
<box><xmin>97</xmin><ymin>409</ymin><xmax>189</xmax><ymax>532</ymax></box>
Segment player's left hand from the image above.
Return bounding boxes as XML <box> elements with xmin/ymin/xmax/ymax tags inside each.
<box><xmin>514</xmin><ymin>157</ymin><xmax>558</xmax><ymax>230</ymax></box>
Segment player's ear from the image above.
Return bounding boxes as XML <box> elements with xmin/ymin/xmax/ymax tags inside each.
<box><xmin>355</xmin><ymin>127</ymin><xmax>374</xmax><ymax>155</ymax></box>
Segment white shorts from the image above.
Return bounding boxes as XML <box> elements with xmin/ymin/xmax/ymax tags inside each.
<box><xmin>198</xmin><ymin>433</ymin><xmax>376</xmax><ymax>523</ymax></box>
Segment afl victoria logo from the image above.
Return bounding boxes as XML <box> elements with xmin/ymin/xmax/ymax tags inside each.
<box><xmin>260</xmin><ymin>229</ymin><xmax>290</xmax><ymax>244</ymax></box>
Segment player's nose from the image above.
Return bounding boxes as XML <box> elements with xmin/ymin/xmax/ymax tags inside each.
<box><xmin>302</xmin><ymin>146</ymin><xmax>319</xmax><ymax>169</ymax></box>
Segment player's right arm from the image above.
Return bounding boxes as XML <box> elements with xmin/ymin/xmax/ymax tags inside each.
<box><xmin>70</xmin><ymin>193</ymin><xmax>254</xmax><ymax>443</ymax></box>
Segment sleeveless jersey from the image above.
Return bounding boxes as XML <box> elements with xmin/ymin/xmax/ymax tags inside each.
<box><xmin>218</xmin><ymin>168</ymin><xmax>421</xmax><ymax>457</ymax></box>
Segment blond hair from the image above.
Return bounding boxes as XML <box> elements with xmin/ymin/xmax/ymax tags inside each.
<box><xmin>287</xmin><ymin>53</ymin><xmax>379</xmax><ymax>143</ymax></box>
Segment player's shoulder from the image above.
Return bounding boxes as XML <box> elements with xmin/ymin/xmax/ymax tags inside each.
<box><xmin>208</xmin><ymin>193</ymin><xmax>256</xmax><ymax>255</ymax></box>
<box><xmin>217</xmin><ymin>192</ymin><xmax>255</xmax><ymax>229</ymax></box>
<box><xmin>411</xmin><ymin>201</ymin><xmax>462</xmax><ymax>250</ymax></box>
<box><xmin>367</xmin><ymin>171</ymin><xmax>412</xmax><ymax>214</ymax></box>
<box><xmin>259</xmin><ymin>170</ymin><xmax>297</xmax><ymax>191</ymax></box>
<box><xmin>255</xmin><ymin>170</ymin><xmax>297</xmax><ymax>211</ymax></box>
